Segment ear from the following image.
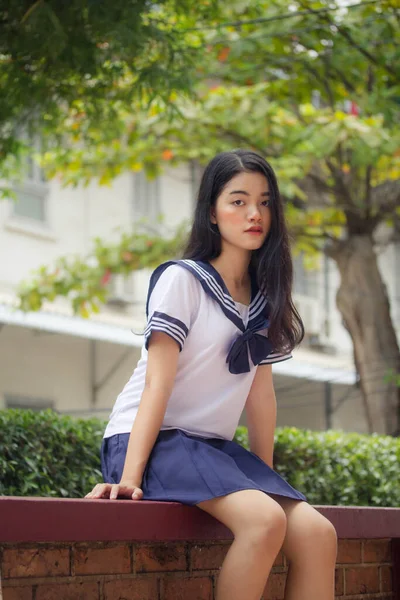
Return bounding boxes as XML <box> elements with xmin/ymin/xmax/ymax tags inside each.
<box><xmin>210</xmin><ymin>207</ymin><xmax>217</xmax><ymax>225</ymax></box>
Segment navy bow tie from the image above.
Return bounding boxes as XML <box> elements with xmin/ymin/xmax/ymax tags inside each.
<box><xmin>226</xmin><ymin>316</ymin><xmax>273</xmax><ymax>374</ymax></box>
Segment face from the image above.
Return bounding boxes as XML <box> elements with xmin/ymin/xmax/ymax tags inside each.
<box><xmin>211</xmin><ymin>171</ymin><xmax>272</xmax><ymax>252</ymax></box>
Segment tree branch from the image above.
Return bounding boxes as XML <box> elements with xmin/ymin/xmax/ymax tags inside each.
<box><xmin>320</xmin><ymin>53</ymin><xmax>357</xmax><ymax>96</ymax></box>
<box><xmin>302</xmin><ymin>62</ymin><xmax>335</xmax><ymax>108</ymax></box>
<box><xmin>325</xmin><ymin>158</ymin><xmax>354</xmax><ymax>207</ymax></box>
<box><xmin>367</xmin><ymin>64</ymin><xmax>374</xmax><ymax>94</ymax></box>
<box><xmin>365</xmin><ymin>165</ymin><xmax>372</xmax><ymax>219</ymax></box>
<box><xmin>296</xmin><ymin>0</ymin><xmax>397</xmax><ymax>78</ymax></box>
<box><xmin>213</xmin><ymin>124</ymin><xmax>273</xmax><ymax>157</ymax></box>
<box><xmin>21</xmin><ymin>0</ymin><xmax>45</xmax><ymax>24</ymax></box>
<box><xmin>333</xmin><ymin>24</ymin><xmax>397</xmax><ymax>79</ymax></box>
<box><xmin>305</xmin><ymin>173</ymin><xmax>336</xmax><ymax>196</ymax></box>
<box><xmin>370</xmin><ymin>179</ymin><xmax>400</xmax><ymax>219</ymax></box>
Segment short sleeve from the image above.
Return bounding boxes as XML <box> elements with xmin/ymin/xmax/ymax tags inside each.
<box><xmin>259</xmin><ymin>350</ymin><xmax>292</xmax><ymax>365</ymax></box>
<box><xmin>144</xmin><ymin>264</ymin><xmax>198</xmax><ymax>352</ymax></box>
<box><xmin>255</xmin><ymin>317</ymin><xmax>293</xmax><ymax>365</ymax></box>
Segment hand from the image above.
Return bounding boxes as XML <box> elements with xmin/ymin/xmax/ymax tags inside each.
<box><xmin>84</xmin><ymin>481</ymin><xmax>144</xmax><ymax>500</ymax></box>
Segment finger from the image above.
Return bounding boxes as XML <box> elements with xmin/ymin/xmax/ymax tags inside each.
<box><xmin>110</xmin><ymin>484</ymin><xmax>119</xmax><ymax>500</ymax></box>
<box><xmin>132</xmin><ymin>488</ymin><xmax>143</xmax><ymax>500</ymax></box>
<box><xmin>85</xmin><ymin>484</ymin><xmax>102</xmax><ymax>498</ymax></box>
<box><xmin>92</xmin><ymin>484</ymin><xmax>109</xmax><ymax>499</ymax></box>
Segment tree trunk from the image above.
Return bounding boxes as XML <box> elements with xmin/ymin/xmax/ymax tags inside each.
<box><xmin>327</xmin><ymin>235</ymin><xmax>400</xmax><ymax>436</ymax></box>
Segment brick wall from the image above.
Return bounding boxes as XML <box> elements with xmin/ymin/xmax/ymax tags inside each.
<box><xmin>0</xmin><ymin>538</ymin><xmax>396</xmax><ymax>600</ymax></box>
<box><xmin>0</xmin><ymin>498</ymin><xmax>399</xmax><ymax>600</ymax></box>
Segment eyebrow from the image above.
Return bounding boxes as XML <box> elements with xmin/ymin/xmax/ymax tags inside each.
<box><xmin>229</xmin><ymin>190</ymin><xmax>270</xmax><ymax>196</ymax></box>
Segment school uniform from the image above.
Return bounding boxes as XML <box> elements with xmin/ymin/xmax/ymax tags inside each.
<box><xmin>101</xmin><ymin>259</ymin><xmax>307</xmax><ymax>505</ymax></box>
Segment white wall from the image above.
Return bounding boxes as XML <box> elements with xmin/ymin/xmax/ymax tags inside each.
<box><xmin>0</xmin><ymin>323</ymin><xmax>140</xmax><ymax>414</ymax></box>
<box><xmin>159</xmin><ymin>166</ymin><xmax>195</xmax><ymax>228</ymax></box>
<box><xmin>0</xmin><ymin>165</ymin><xmax>194</xmax><ymax>293</ymax></box>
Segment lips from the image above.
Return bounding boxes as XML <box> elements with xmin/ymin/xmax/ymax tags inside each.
<box><xmin>245</xmin><ymin>227</ymin><xmax>263</xmax><ymax>233</ymax></box>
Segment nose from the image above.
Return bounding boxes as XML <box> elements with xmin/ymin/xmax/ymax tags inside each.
<box><xmin>248</xmin><ymin>206</ymin><xmax>262</xmax><ymax>222</ymax></box>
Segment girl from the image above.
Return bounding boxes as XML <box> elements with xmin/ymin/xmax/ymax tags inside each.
<box><xmin>85</xmin><ymin>150</ymin><xmax>338</xmax><ymax>600</ymax></box>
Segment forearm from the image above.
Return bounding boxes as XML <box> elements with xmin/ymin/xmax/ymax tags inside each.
<box><xmin>247</xmin><ymin>392</ymin><xmax>277</xmax><ymax>468</ymax></box>
<box><xmin>120</xmin><ymin>330</ymin><xmax>180</xmax><ymax>484</ymax></box>
<box><xmin>120</xmin><ymin>385</ymin><xmax>169</xmax><ymax>483</ymax></box>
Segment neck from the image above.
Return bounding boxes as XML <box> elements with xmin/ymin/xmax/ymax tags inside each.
<box><xmin>209</xmin><ymin>246</ymin><xmax>252</xmax><ymax>287</ymax></box>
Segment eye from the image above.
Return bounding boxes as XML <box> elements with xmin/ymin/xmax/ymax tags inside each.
<box><xmin>261</xmin><ymin>199</ymin><xmax>270</xmax><ymax>207</ymax></box>
<box><xmin>232</xmin><ymin>199</ymin><xmax>244</xmax><ymax>206</ymax></box>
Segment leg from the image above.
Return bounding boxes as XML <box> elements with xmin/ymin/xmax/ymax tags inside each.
<box><xmin>269</xmin><ymin>494</ymin><xmax>338</xmax><ymax>600</ymax></box>
<box><xmin>196</xmin><ymin>489</ymin><xmax>287</xmax><ymax>600</ymax></box>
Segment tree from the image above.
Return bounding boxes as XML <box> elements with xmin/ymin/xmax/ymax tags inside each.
<box><xmin>11</xmin><ymin>0</ymin><xmax>400</xmax><ymax>435</ymax></box>
<box><xmin>0</xmin><ymin>0</ymin><xmax>219</xmax><ymax>195</ymax></box>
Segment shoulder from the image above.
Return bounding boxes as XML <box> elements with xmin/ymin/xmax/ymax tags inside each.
<box><xmin>152</xmin><ymin>261</ymin><xmax>200</xmax><ymax>290</ymax></box>
<box><xmin>146</xmin><ymin>260</ymin><xmax>201</xmax><ymax>317</ymax></box>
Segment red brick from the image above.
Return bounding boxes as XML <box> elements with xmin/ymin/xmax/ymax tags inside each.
<box><xmin>363</xmin><ymin>539</ymin><xmax>391</xmax><ymax>563</ymax></box>
<box><xmin>190</xmin><ymin>544</ymin><xmax>229</xmax><ymax>570</ymax></box>
<box><xmin>74</xmin><ymin>544</ymin><xmax>131</xmax><ymax>575</ymax></box>
<box><xmin>345</xmin><ymin>566</ymin><xmax>380</xmax><ymax>594</ymax></box>
<box><xmin>104</xmin><ymin>578</ymin><xmax>158</xmax><ymax>600</ymax></box>
<box><xmin>163</xmin><ymin>576</ymin><xmax>213</xmax><ymax>600</ymax></box>
<box><xmin>263</xmin><ymin>572</ymin><xmax>286</xmax><ymax>600</ymax></box>
<box><xmin>380</xmin><ymin>565</ymin><xmax>393</xmax><ymax>592</ymax></box>
<box><xmin>2</xmin><ymin>548</ymin><xmax>70</xmax><ymax>579</ymax></box>
<box><xmin>2</xmin><ymin>586</ymin><xmax>32</xmax><ymax>600</ymax></box>
<box><xmin>136</xmin><ymin>544</ymin><xmax>186</xmax><ymax>572</ymax></box>
<box><xmin>190</xmin><ymin>543</ymin><xmax>283</xmax><ymax>572</ymax></box>
<box><xmin>35</xmin><ymin>581</ymin><xmax>99</xmax><ymax>600</ymax></box>
<box><xmin>337</xmin><ymin>540</ymin><xmax>362</xmax><ymax>564</ymax></box>
<box><xmin>335</xmin><ymin>568</ymin><xmax>344</xmax><ymax>596</ymax></box>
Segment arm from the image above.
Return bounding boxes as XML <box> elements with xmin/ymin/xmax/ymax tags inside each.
<box><xmin>86</xmin><ymin>264</ymin><xmax>195</xmax><ymax>500</ymax></box>
<box><xmin>120</xmin><ymin>330</ymin><xmax>180</xmax><ymax>484</ymax></box>
<box><xmin>85</xmin><ymin>331</ymin><xmax>180</xmax><ymax>500</ymax></box>
<box><xmin>245</xmin><ymin>364</ymin><xmax>277</xmax><ymax>469</ymax></box>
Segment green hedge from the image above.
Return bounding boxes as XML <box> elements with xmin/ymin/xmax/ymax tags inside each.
<box><xmin>1</xmin><ymin>409</ymin><xmax>399</xmax><ymax>506</ymax></box>
<box><xmin>0</xmin><ymin>409</ymin><xmax>103</xmax><ymax>498</ymax></box>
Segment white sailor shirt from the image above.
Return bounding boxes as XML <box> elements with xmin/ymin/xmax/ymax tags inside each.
<box><xmin>103</xmin><ymin>259</ymin><xmax>292</xmax><ymax>441</ymax></box>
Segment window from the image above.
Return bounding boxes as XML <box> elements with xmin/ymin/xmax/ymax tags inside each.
<box><xmin>133</xmin><ymin>171</ymin><xmax>161</xmax><ymax>222</ymax></box>
<box><xmin>12</xmin><ymin>136</ymin><xmax>49</xmax><ymax>224</ymax></box>
<box><xmin>293</xmin><ymin>254</ymin><xmax>319</xmax><ymax>297</ymax></box>
<box><xmin>5</xmin><ymin>394</ymin><xmax>54</xmax><ymax>411</ymax></box>
<box><xmin>190</xmin><ymin>160</ymin><xmax>204</xmax><ymax>207</ymax></box>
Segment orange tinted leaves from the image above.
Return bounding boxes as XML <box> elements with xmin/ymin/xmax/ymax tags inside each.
<box><xmin>162</xmin><ymin>149</ymin><xmax>174</xmax><ymax>160</ymax></box>
<box><xmin>217</xmin><ymin>47</ymin><xmax>231</xmax><ymax>62</ymax></box>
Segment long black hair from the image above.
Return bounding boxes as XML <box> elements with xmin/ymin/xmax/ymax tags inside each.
<box><xmin>182</xmin><ymin>149</ymin><xmax>304</xmax><ymax>354</ymax></box>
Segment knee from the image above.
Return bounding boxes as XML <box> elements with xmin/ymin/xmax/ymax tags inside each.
<box><xmin>306</xmin><ymin>514</ymin><xmax>338</xmax><ymax>557</ymax></box>
<box><xmin>320</xmin><ymin>517</ymin><xmax>338</xmax><ymax>553</ymax></box>
<box><xmin>284</xmin><ymin>511</ymin><xmax>338</xmax><ymax>567</ymax></box>
<box><xmin>245</xmin><ymin>505</ymin><xmax>287</xmax><ymax>547</ymax></box>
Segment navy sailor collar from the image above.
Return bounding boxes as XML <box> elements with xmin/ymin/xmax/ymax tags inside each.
<box><xmin>146</xmin><ymin>259</ymin><xmax>268</xmax><ymax>332</ymax></box>
<box><xmin>146</xmin><ymin>259</ymin><xmax>274</xmax><ymax>374</ymax></box>
<box><xmin>181</xmin><ymin>259</ymin><xmax>268</xmax><ymax>332</ymax></box>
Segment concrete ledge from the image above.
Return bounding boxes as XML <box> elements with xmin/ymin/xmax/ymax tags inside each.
<box><xmin>1</xmin><ymin>497</ymin><xmax>400</xmax><ymax>543</ymax></box>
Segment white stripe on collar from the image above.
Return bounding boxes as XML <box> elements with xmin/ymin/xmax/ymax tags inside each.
<box><xmin>182</xmin><ymin>260</ymin><xmax>238</xmax><ymax>312</ymax></box>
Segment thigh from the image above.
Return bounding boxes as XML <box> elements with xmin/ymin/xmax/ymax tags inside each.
<box><xmin>196</xmin><ymin>489</ymin><xmax>287</xmax><ymax>538</ymax></box>
<box><xmin>268</xmin><ymin>494</ymin><xmax>337</xmax><ymax>562</ymax></box>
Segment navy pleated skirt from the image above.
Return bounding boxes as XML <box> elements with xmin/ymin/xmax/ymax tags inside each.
<box><xmin>100</xmin><ymin>428</ymin><xmax>307</xmax><ymax>506</ymax></box>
